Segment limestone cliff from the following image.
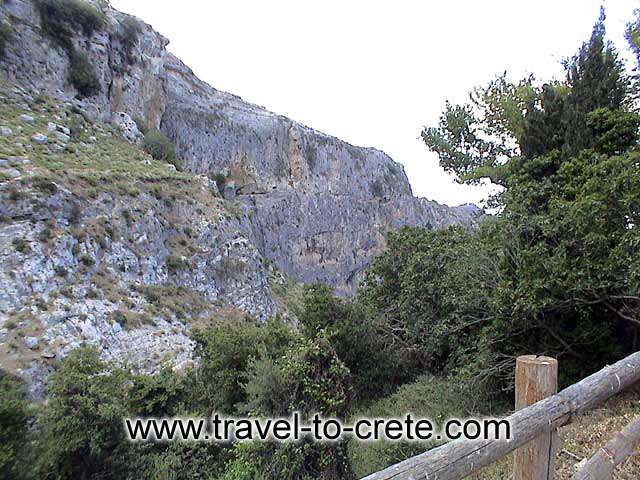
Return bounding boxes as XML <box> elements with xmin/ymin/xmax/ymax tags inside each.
<box><xmin>0</xmin><ymin>0</ymin><xmax>482</xmax><ymax>394</ymax></box>
<box><xmin>0</xmin><ymin>0</ymin><xmax>481</xmax><ymax>293</ymax></box>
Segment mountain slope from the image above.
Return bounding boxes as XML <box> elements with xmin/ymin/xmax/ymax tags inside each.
<box><xmin>0</xmin><ymin>0</ymin><xmax>482</xmax><ymax>394</ymax></box>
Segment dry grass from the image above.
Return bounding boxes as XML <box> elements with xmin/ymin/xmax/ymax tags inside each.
<box><xmin>470</xmin><ymin>388</ymin><xmax>640</xmax><ymax>479</ymax></box>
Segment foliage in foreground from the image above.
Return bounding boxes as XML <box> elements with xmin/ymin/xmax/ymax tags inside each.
<box><xmin>404</xmin><ymin>8</ymin><xmax>640</xmax><ymax>390</ymax></box>
<box><xmin>0</xmin><ymin>372</ymin><xmax>32</xmax><ymax>480</ymax></box>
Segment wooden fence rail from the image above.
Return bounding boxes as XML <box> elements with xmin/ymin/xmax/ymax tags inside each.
<box><xmin>362</xmin><ymin>351</ymin><xmax>640</xmax><ymax>480</ymax></box>
<box><xmin>574</xmin><ymin>416</ymin><xmax>640</xmax><ymax>480</ymax></box>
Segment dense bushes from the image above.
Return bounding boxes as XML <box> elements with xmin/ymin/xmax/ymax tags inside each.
<box><xmin>35</xmin><ymin>0</ymin><xmax>105</xmax><ymax>96</ymax></box>
<box><xmin>190</xmin><ymin>319</ymin><xmax>291</xmax><ymax>413</ymax></box>
<box><xmin>299</xmin><ymin>284</ymin><xmax>403</xmax><ymax>402</ymax></box>
<box><xmin>348</xmin><ymin>376</ymin><xmax>483</xmax><ymax>478</ymax></box>
<box><xmin>143</xmin><ymin>130</ymin><xmax>182</xmax><ymax>170</ymax></box>
<box><xmin>0</xmin><ymin>372</ymin><xmax>31</xmax><ymax>480</ymax></box>
<box><xmin>5</xmin><ymin>310</ymin><xmax>363</xmax><ymax>479</ymax></box>
<box><xmin>35</xmin><ymin>347</ymin><xmax>132</xmax><ymax>479</ymax></box>
<box><xmin>116</xmin><ymin>16</ymin><xmax>142</xmax><ymax>66</ymax></box>
<box><xmin>0</xmin><ymin>21</ymin><xmax>13</xmax><ymax>58</ymax></box>
<box><xmin>67</xmin><ymin>50</ymin><xmax>101</xmax><ymax>97</ymax></box>
<box><xmin>409</xmin><ymin>9</ymin><xmax>640</xmax><ymax>392</ymax></box>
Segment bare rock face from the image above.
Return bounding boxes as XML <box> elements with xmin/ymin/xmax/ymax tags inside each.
<box><xmin>0</xmin><ymin>0</ymin><xmax>482</xmax><ymax>296</ymax></box>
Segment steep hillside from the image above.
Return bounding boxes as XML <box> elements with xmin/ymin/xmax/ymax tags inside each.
<box><xmin>0</xmin><ymin>84</ymin><xmax>285</xmax><ymax>395</ymax></box>
<box><xmin>0</xmin><ymin>0</ymin><xmax>481</xmax><ymax>394</ymax></box>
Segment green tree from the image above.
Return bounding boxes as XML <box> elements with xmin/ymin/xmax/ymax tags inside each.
<box><xmin>191</xmin><ymin>317</ymin><xmax>294</xmax><ymax>414</ymax></box>
<box><xmin>232</xmin><ymin>334</ymin><xmax>354</xmax><ymax>480</ymax></box>
<box><xmin>422</xmin><ymin>10</ymin><xmax>628</xmax><ymax>189</ymax></box>
<box><xmin>298</xmin><ymin>284</ymin><xmax>399</xmax><ymax>403</ymax></box>
<box><xmin>36</xmin><ymin>347</ymin><xmax>133</xmax><ymax>480</ymax></box>
<box><xmin>0</xmin><ymin>372</ymin><xmax>33</xmax><ymax>480</ymax></box>
<box><xmin>409</xmin><ymin>8</ymin><xmax>640</xmax><ymax>390</ymax></box>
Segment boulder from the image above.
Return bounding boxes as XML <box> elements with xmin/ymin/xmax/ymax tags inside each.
<box><xmin>19</xmin><ymin>114</ymin><xmax>34</xmax><ymax>124</ymax></box>
<box><xmin>55</xmin><ymin>131</ymin><xmax>70</xmax><ymax>143</ymax></box>
<box><xmin>112</xmin><ymin>112</ymin><xmax>143</xmax><ymax>145</ymax></box>
<box><xmin>31</xmin><ymin>133</ymin><xmax>48</xmax><ymax>144</ymax></box>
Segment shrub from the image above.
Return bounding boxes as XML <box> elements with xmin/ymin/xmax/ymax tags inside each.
<box><xmin>79</xmin><ymin>255</ymin><xmax>95</xmax><ymax>267</ymax></box>
<box><xmin>0</xmin><ymin>372</ymin><xmax>32</xmax><ymax>479</ymax></box>
<box><xmin>54</xmin><ymin>265</ymin><xmax>68</xmax><ymax>277</ymax></box>
<box><xmin>370</xmin><ymin>179</ymin><xmax>385</xmax><ymax>199</ymax></box>
<box><xmin>31</xmin><ymin>177</ymin><xmax>58</xmax><ymax>194</ymax></box>
<box><xmin>12</xmin><ymin>238</ymin><xmax>31</xmax><ymax>254</ymax></box>
<box><xmin>121</xmin><ymin>209</ymin><xmax>132</xmax><ymax>226</ymax></box>
<box><xmin>222</xmin><ymin>440</ymin><xmax>352</xmax><ymax>480</ymax></box>
<box><xmin>68</xmin><ymin>202</ymin><xmax>82</xmax><ymax>225</ymax></box>
<box><xmin>143</xmin><ymin>130</ymin><xmax>178</xmax><ymax>166</ymax></box>
<box><xmin>86</xmin><ymin>288</ymin><xmax>99</xmax><ymax>299</ymax></box>
<box><xmin>166</xmin><ymin>254</ymin><xmax>186</xmax><ymax>273</ymax></box>
<box><xmin>191</xmin><ymin>318</ymin><xmax>294</xmax><ymax>414</ymax></box>
<box><xmin>348</xmin><ymin>376</ymin><xmax>479</xmax><ymax>478</ymax></box>
<box><xmin>38</xmin><ymin>227</ymin><xmax>53</xmax><ymax>242</ymax></box>
<box><xmin>35</xmin><ymin>0</ymin><xmax>104</xmax><ymax>96</ymax></box>
<box><xmin>129</xmin><ymin>369</ymin><xmax>186</xmax><ymax>417</ymax></box>
<box><xmin>35</xmin><ymin>347</ymin><xmax>134</xmax><ymax>479</ymax></box>
<box><xmin>68</xmin><ymin>50</ymin><xmax>101</xmax><ymax>97</ymax></box>
<box><xmin>68</xmin><ymin>114</ymin><xmax>86</xmax><ymax>138</ymax></box>
<box><xmin>113</xmin><ymin>310</ymin><xmax>128</xmax><ymax>327</ymax></box>
<box><xmin>232</xmin><ymin>334</ymin><xmax>354</xmax><ymax>479</ymax></box>
<box><xmin>4</xmin><ymin>320</ymin><xmax>17</xmax><ymax>330</ymax></box>
<box><xmin>0</xmin><ymin>20</ymin><xmax>13</xmax><ymax>58</ymax></box>
<box><xmin>36</xmin><ymin>0</ymin><xmax>106</xmax><ymax>44</ymax></box>
<box><xmin>133</xmin><ymin>116</ymin><xmax>149</xmax><ymax>135</ymax></box>
<box><xmin>117</xmin><ymin>16</ymin><xmax>142</xmax><ymax>65</ymax></box>
<box><xmin>299</xmin><ymin>284</ymin><xmax>400</xmax><ymax>404</ymax></box>
<box><xmin>211</xmin><ymin>172</ymin><xmax>227</xmax><ymax>194</ymax></box>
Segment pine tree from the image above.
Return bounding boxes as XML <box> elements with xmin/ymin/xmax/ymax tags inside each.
<box><xmin>563</xmin><ymin>7</ymin><xmax>628</xmax><ymax>156</ymax></box>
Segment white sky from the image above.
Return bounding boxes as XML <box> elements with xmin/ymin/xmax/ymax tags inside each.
<box><xmin>112</xmin><ymin>0</ymin><xmax>638</xmax><ymax>207</ymax></box>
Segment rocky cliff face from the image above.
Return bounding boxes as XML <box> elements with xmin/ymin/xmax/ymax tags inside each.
<box><xmin>0</xmin><ymin>0</ymin><xmax>481</xmax><ymax>393</ymax></box>
<box><xmin>1</xmin><ymin>0</ymin><xmax>481</xmax><ymax>292</ymax></box>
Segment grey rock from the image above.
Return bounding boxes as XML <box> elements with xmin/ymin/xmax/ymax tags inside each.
<box><xmin>55</xmin><ymin>131</ymin><xmax>70</xmax><ymax>143</ymax></box>
<box><xmin>2</xmin><ymin>168</ymin><xmax>21</xmax><ymax>179</ymax></box>
<box><xmin>0</xmin><ymin>126</ymin><xmax>13</xmax><ymax>136</ymax></box>
<box><xmin>112</xmin><ymin>111</ymin><xmax>142</xmax><ymax>144</ymax></box>
<box><xmin>24</xmin><ymin>336</ymin><xmax>38</xmax><ymax>349</ymax></box>
<box><xmin>19</xmin><ymin>114</ymin><xmax>34</xmax><ymax>124</ymax></box>
<box><xmin>223</xmin><ymin>181</ymin><xmax>236</xmax><ymax>200</ymax></box>
<box><xmin>31</xmin><ymin>133</ymin><xmax>47</xmax><ymax>144</ymax></box>
<box><xmin>41</xmin><ymin>350</ymin><xmax>56</xmax><ymax>359</ymax></box>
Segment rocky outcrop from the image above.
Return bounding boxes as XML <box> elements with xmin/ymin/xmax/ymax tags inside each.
<box><xmin>0</xmin><ymin>0</ymin><xmax>482</xmax><ymax>296</ymax></box>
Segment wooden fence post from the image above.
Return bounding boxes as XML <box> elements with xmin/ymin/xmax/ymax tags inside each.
<box><xmin>513</xmin><ymin>355</ymin><xmax>559</xmax><ymax>480</ymax></box>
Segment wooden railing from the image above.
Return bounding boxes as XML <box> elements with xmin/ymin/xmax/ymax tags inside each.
<box><xmin>362</xmin><ymin>351</ymin><xmax>640</xmax><ymax>480</ymax></box>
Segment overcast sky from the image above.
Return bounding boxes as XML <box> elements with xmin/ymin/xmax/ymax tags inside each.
<box><xmin>112</xmin><ymin>0</ymin><xmax>638</xmax><ymax>207</ymax></box>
